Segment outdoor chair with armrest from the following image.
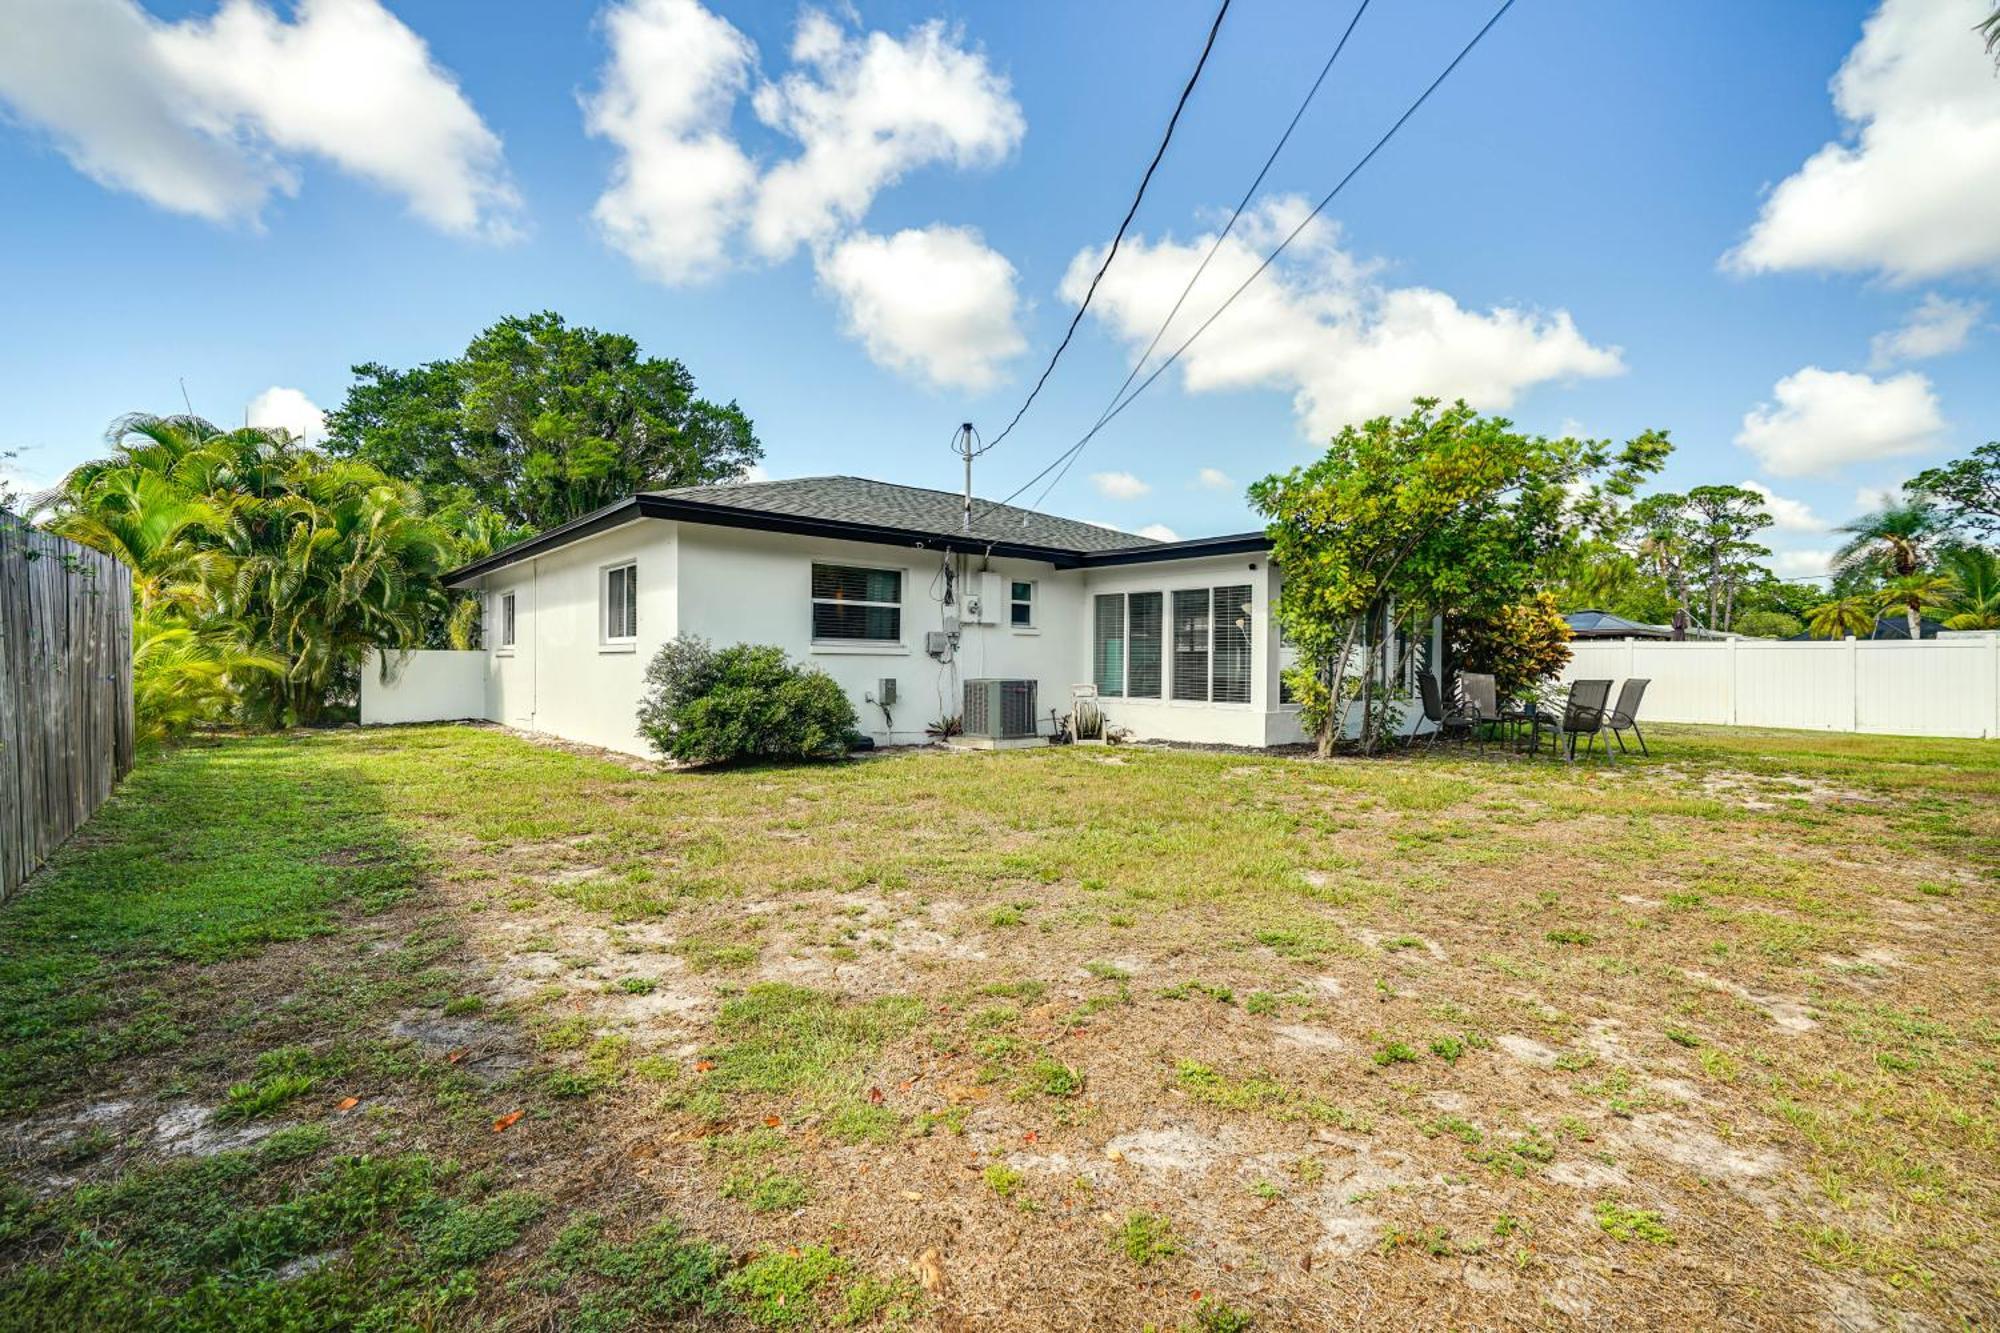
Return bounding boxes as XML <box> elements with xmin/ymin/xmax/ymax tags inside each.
<box><xmin>1527</xmin><ymin>678</ymin><xmax>1613</xmax><ymax>762</ymax></box>
<box><xmin>1415</xmin><ymin>672</ymin><xmax>1476</xmax><ymax>752</ymax></box>
<box><xmin>1607</xmin><ymin>677</ymin><xmax>1651</xmax><ymax>756</ymax></box>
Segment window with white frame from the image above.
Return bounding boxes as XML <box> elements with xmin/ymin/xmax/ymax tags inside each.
<box><xmin>1171</xmin><ymin>589</ymin><xmax>1210</xmax><ymax>701</ymax></box>
<box><xmin>497</xmin><ymin>591</ymin><xmax>516</xmax><ymax>650</ymax></box>
<box><xmin>1211</xmin><ymin>584</ymin><xmax>1254</xmax><ymax>703</ymax></box>
<box><xmin>1093</xmin><ymin>591</ymin><xmax>1162</xmax><ymax>699</ymax></box>
<box><xmin>811</xmin><ymin>563</ymin><xmax>901</xmax><ymax>643</ymax></box>
<box><xmin>1010</xmin><ymin>580</ymin><xmax>1035</xmax><ymax>628</ymax></box>
<box><xmin>602</xmin><ymin>563</ymin><xmax>637</xmax><ymax>644</ymax></box>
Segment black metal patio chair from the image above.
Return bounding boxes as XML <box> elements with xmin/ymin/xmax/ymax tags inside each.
<box><xmin>1607</xmin><ymin>677</ymin><xmax>1651</xmax><ymax>756</ymax></box>
<box><xmin>1415</xmin><ymin>672</ymin><xmax>1477</xmax><ymax>752</ymax></box>
<box><xmin>1527</xmin><ymin>678</ymin><xmax>1613</xmax><ymax>761</ymax></box>
<box><xmin>1459</xmin><ymin>671</ymin><xmax>1505</xmax><ymax>751</ymax></box>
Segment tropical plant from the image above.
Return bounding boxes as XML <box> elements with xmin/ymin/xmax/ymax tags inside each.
<box><xmin>131</xmin><ymin>611</ymin><xmax>283</xmax><ymax>747</ymax></box>
<box><xmin>325</xmin><ymin>311</ymin><xmax>763</xmax><ymax>532</ymax></box>
<box><xmin>1937</xmin><ymin>545</ymin><xmax>2000</xmax><ymax>630</ymax></box>
<box><xmin>1873</xmin><ymin>572</ymin><xmax>1955</xmax><ymax>641</ymax></box>
<box><xmin>1804</xmin><ymin>596</ymin><xmax>1877</xmax><ymax>640</ymax></box>
<box><xmin>45</xmin><ymin>413</ymin><xmax>462</xmax><ymax>736</ymax></box>
<box><xmin>1454</xmin><ymin>593</ymin><xmax>1573</xmax><ymax>700</ymax></box>
<box><xmin>1833</xmin><ymin>498</ymin><xmax>1940</xmax><ymax>581</ymax></box>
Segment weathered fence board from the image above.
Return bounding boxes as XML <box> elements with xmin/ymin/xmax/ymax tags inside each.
<box><xmin>0</xmin><ymin>516</ymin><xmax>134</xmax><ymax>901</ymax></box>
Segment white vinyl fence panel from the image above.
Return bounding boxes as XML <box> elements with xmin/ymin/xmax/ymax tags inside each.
<box><xmin>361</xmin><ymin>650</ymin><xmax>488</xmax><ymax>726</ymax></box>
<box><xmin>1560</xmin><ymin>636</ymin><xmax>2000</xmax><ymax>740</ymax></box>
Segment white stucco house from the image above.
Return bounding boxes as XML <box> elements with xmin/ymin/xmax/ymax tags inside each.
<box><xmin>365</xmin><ymin>476</ymin><xmax>1435</xmax><ymax>757</ymax></box>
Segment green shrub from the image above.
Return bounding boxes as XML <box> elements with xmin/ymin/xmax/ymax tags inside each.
<box><xmin>637</xmin><ymin>635</ymin><xmax>860</xmax><ymax>764</ymax></box>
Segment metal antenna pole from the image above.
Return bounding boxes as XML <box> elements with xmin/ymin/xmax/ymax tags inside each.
<box><xmin>949</xmin><ymin>422</ymin><xmax>988</xmax><ymax>531</ymax></box>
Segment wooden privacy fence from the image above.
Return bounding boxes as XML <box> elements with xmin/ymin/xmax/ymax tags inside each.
<box><xmin>1561</xmin><ymin>635</ymin><xmax>2000</xmax><ymax>739</ymax></box>
<box><xmin>0</xmin><ymin>516</ymin><xmax>135</xmax><ymax>901</ymax></box>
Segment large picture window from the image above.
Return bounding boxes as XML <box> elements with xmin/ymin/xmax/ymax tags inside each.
<box><xmin>812</xmin><ymin>564</ymin><xmax>902</xmax><ymax>643</ymax></box>
<box><xmin>1093</xmin><ymin>591</ymin><xmax>1164</xmax><ymax>699</ymax></box>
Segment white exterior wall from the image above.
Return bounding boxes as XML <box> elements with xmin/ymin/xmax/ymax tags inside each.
<box><xmin>1080</xmin><ymin>554</ymin><xmax>1308</xmax><ymax>748</ymax></box>
<box><xmin>452</xmin><ymin>516</ymin><xmax>1302</xmax><ymax>755</ymax></box>
<box><xmin>675</xmin><ymin>524</ymin><xmax>1078</xmax><ymax>748</ymax></box>
<box><xmin>1561</xmin><ymin>635</ymin><xmax>2000</xmax><ymax>739</ymax></box>
<box><xmin>475</xmin><ymin>518</ymin><xmax>678</xmax><ymax>756</ymax></box>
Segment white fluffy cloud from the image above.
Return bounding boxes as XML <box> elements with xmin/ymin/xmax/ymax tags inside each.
<box><xmin>1195</xmin><ymin>467</ymin><xmax>1233</xmax><ymax>491</ymax></box>
<box><xmin>1869</xmin><ymin>293</ymin><xmax>1984</xmax><ymax>366</ymax></box>
<box><xmin>815</xmin><ymin>225</ymin><xmax>1024</xmax><ymax>389</ymax></box>
<box><xmin>1737</xmin><ymin>480</ymin><xmax>1823</xmax><ymax>532</ymax></box>
<box><xmin>1735</xmin><ymin>366</ymin><xmax>1944</xmax><ymax>477</ymax></box>
<box><xmin>1067</xmin><ymin>199</ymin><xmax>1623</xmax><ymax>439</ymax></box>
<box><xmin>583</xmin><ymin>0</ymin><xmax>756</xmax><ymax>284</ymax></box>
<box><xmin>0</xmin><ymin>0</ymin><xmax>517</xmax><ymax>236</ymax></box>
<box><xmin>1726</xmin><ymin>0</ymin><xmax>2000</xmax><ymax>282</ymax></box>
<box><xmin>1135</xmin><ymin>523</ymin><xmax>1180</xmax><ymax>542</ymax></box>
<box><xmin>246</xmin><ymin>386</ymin><xmax>327</xmax><ymax>445</ymax></box>
<box><xmin>1853</xmin><ymin>483</ymin><xmax>1902</xmax><ymax>514</ymax></box>
<box><xmin>586</xmin><ymin>2</ymin><xmax>1021</xmax><ymax>275</ymax></box>
<box><xmin>1090</xmin><ymin>471</ymin><xmax>1151</xmax><ymax>501</ymax></box>
<box><xmin>747</xmin><ymin>10</ymin><xmax>1023</xmax><ymax>261</ymax></box>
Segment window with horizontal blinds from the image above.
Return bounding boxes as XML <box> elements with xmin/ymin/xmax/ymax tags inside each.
<box><xmin>1093</xmin><ymin>594</ymin><xmax>1125</xmax><ymax>696</ymax></box>
<box><xmin>1211</xmin><ymin>584</ymin><xmax>1252</xmax><ymax>703</ymax></box>
<box><xmin>1126</xmin><ymin>592</ymin><xmax>1162</xmax><ymax>698</ymax></box>
<box><xmin>1171</xmin><ymin>589</ymin><xmax>1210</xmax><ymax>701</ymax></box>
<box><xmin>604</xmin><ymin>564</ymin><xmax>636</xmax><ymax>641</ymax></box>
<box><xmin>811</xmin><ymin>563</ymin><xmax>901</xmax><ymax>642</ymax></box>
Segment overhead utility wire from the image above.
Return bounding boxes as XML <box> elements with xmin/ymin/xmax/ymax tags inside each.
<box><xmin>981</xmin><ymin>0</ymin><xmax>1233</xmax><ymax>454</ymax></box>
<box><xmin>982</xmin><ymin>0</ymin><xmax>1520</xmax><ymax>524</ymax></box>
<box><xmin>1033</xmin><ymin>0</ymin><xmax>1374</xmax><ymax>516</ymax></box>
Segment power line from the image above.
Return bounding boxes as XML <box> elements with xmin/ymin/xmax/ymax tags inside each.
<box><xmin>982</xmin><ymin>0</ymin><xmax>1233</xmax><ymax>454</ymax></box>
<box><xmin>985</xmin><ymin>0</ymin><xmax>1520</xmax><ymax>523</ymax></box>
<box><xmin>1055</xmin><ymin>0</ymin><xmax>1374</xmax><ymax>505</ymax></box>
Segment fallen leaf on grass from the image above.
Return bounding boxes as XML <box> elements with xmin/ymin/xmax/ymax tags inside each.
<box><xmin>900</xmin><ymin>1190</ymin><xmax>922</xmax><ymax>1201</ymax></box>
<box><xmin>764</xmin><ymin>1115</ymin><xmax>783</xmax><ymax>1128</ymax></box>
<box><xmin>868</xmin><ymin>1086</ymin><xmax>885</xmax><ymax>1105</ymax></box>
<box><xmin>446</xmin><ymin>1049</ymin><xmax>466</xmax><ymax>1064</ymax></box>
<box><xmin>335</xmin><ymin>1096</ymin><xmax>359</xmax><ymax>1112</ymax></box>
<box><xmin>492</xmin><ymin>1110</ymin><xmax>524</xmax><ymax>1132</ymax></box>
<box><xmin>694</xmin><ymin>1060</ymin><xmax>716</xmax><ymax>1073</ymax></box>
<box><xmin>914</xmin><ymin>1248</ymin><xmax>946</xmax><ymax>1296</ymax></box>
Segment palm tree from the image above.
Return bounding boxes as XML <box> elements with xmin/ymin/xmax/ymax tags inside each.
<box><xmin>1939</xmin><ymin>545</ymin><xmax>2000</xmax><ymax>630</ymax></box>
<box><xmin>131</xmin><ymin>610</ymin><xmax>282</xmax><ymax>748</ymax></box>
<box><xmin>1875</xmin><ymin>572</ymin><xmax>1956</xmax><ymax>640</ymax></box>
<box><xmin>1805</xmin><ymin>596</ymin><xmax>1876</xmax><ymax>640</ymax></box>
<box><xmin>1833</xmin><ymin>498</ymin><xmax>1940</xmax><ymax>582</ymax></box>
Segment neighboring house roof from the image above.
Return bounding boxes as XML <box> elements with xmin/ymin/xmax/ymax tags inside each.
<box><xmin>445</xmin><ymin>475</ymin><xmax>1269</xmax><ymax>587</ymax></box>
<box><xmin>650</xmin><ymin>476</ymin><xmax>1154</xmax><ymax>553</ymax></box>
<box><xmin>1565</xmin><ymin>609</ymin><xmax>1673</xmax><ymax>639</ymax></box>
<box><xmin>1785</xmin><ymin>614</ymin><xmax>1944</xmax><ymax>642</ymax></box>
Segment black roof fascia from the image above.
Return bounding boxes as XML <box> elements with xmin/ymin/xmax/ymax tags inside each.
<box><xmin>444</xmin><ymin>493</ymin><xmax>1274</xmax><ymax>587</ymax></box>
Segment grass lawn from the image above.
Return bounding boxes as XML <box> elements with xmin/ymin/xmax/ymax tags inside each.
<box><xmin>0</xmin><ymin>723</ymin><xmax>1995</xmax><ymax>1330</ymax></box>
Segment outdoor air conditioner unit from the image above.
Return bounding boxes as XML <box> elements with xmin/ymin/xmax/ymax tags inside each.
<box><xmin>963</xmin><ymin>678</ymin><xmax>1038</xmax><ymax>742</ymax></box>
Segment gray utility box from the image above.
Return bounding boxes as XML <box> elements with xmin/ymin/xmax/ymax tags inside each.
<box><xmin>963</xmin><ymin>678</ymin><xmax>1038</xmax><ymax>741</ymax></box>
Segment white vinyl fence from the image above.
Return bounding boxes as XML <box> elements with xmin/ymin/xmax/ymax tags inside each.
<box><xmin>1559</xmin><ymin>636</ymin><xmax>2000</xmax><ymax>739</ymax></box>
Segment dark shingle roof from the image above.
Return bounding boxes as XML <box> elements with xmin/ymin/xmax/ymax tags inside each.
<box><xmin>1564</xmin><ymin>610</ymin><xmax>1672</xmax><ymax>639</ymax></box>
<box><xmin>648</xmin><ymin>475</ymin><xmax>1158</xmax><ymax>553</ymax></box>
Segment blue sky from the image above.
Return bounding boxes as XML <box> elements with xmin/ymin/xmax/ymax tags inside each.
<box><xmin>1</xmin><ymin>0</ymin><xmax>1995</xmax><ymax>580</ymax></box>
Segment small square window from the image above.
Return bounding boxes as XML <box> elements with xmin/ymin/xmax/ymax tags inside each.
<box><xmin>603</xmin><ymin>563</ymin><xmax>637</xmax><ymax>643</ymax></box>
<box><xmin>1009</xmin><ymin>580</ymin><xmax>1034</xmax><ymax>628</ymax></box>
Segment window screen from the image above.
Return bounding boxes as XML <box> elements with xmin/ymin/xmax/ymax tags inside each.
<box><xmin>499</xmin><ymin>592</ymin><xmax>516</xmax><ymax>648</ymax></box>
<box><xmin>1126</xmin><ymin>592</ymin><xmax>1162</xmax><ymax>699</ymax></box>
<box><xmin>812</xmin><ymin>564</ymin><xmax>901</xmax><ymax>642</ymax></box>
<box><xmin>1171</xmin><ymin>589</ymin><xmax>1210</xmax><ymax>701</ymax></box>
<box><xmin>1211</xmin><ymin>584</ymin><xmax>1252</xmax><ymax>704</ymax></box>
<box><xmin>1093</xmin><ymin>594</ymin><xmax>1125</xmax><ymax>697</ymax></box>
<box><xmin>604</xmin><ymin>565</ymin><xmax>636</xmax><ymax>641</ymax></box>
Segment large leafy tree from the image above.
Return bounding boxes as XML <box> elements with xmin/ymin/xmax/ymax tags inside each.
<box><xmin>326</xmin><ymin>312</ymin><xmax>762</xmax><ymax>532</ymax></box>
<box><xmin>1907</xmin><ymin>442</ymin><xmax>2000</xmax><ymax>541</ymax></box>
<box><xmin>1622</xmin><ymin>486</ymin><xmax>1773</xmax><ymax>632</ymax></box>
<box><xmin>1249</xmin><ymin>399</ymin><xmax>1667</xmax><ymax>754</ymax></box>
